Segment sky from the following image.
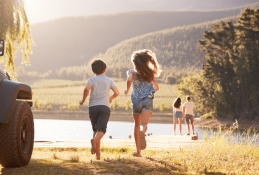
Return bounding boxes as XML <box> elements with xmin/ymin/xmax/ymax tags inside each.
<box><xmin>24</xmin><ymin>0</ymin><xmax>259</xmax><ymax>24</ymax></box>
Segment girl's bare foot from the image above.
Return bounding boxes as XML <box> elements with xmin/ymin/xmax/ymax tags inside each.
<box><xmin>133</xmin><ymin>151</ymin><xmax>142</xmax><ymax>157</ymax></box>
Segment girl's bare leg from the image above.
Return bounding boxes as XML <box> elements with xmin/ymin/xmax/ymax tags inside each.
<box><xmin>179</xmin><ymin>118</ymin><xmax>183</xmax><ymax>134</ymax></box>
<box><xmin>174</xmin><ymin>118</ymin><xmax>178</xmax><ymax>134</ymax></box>
<box><xmin>140</xmin><ymin>110</ymin><xmax>151</xmax><ymax>133</ymax></box>
<box><xmin>133</xmin><ymin>113</ymin><xmax>141</xmax><ymax>156</ymax></box>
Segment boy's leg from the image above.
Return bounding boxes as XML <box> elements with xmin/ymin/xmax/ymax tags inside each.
<box><xmin>93</xmin><ymin>105</ymin><xmax>110</xmax><ymax>159</ymax></box>
<box><xmin>186</xmin><ymin>115</ymin><xmax>190</xmax><ymax>134</ymax></box>
<box><xmin>190</xmin><ymin>115</ymin><xmax>194</xmax><ymax>134</ymax></box>
<box><xmin>93</xmin><ymin>130</ymin><xmax>104</xmax><ymax>160</ymax></box>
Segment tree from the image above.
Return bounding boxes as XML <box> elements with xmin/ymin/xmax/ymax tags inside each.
<box><xmin>165</xmin><ymin>74</ymin><xmax>177</xmax><ymax>84</ymax></box>
<box><xmin>0</xmin><ymin>0</ymin><xmax>34</xmax><ymax>80</ymax></box>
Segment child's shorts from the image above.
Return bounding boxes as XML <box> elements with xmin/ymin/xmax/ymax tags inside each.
<box><xmin>132</xmin><ymin>97</ymin><xmax>153</xmax><ymax>114</ymax></box>
<box><xmin>89</xmin><ymin>105</ymin><xmax>110</xmax><ymax>134</ymax></box>
<box><xmin>174</xmin><ymin>112</ymin><xmax>183</xmax><ymax>118</ymax></box>
<box><xmin>185</xmin><ymin>114</ymin><xmax>194</xmax><ymax>124</ymax></box>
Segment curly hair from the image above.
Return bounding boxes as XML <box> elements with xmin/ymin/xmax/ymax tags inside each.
<box><xmin>174</xmin><ymin>98</ymin><xmax>181</xmax><ymax>108</ymax></box>
<box><xmin>131</xmin><ymin>49</ymin><xmax>161</xmax><ymax>82</ymax></box>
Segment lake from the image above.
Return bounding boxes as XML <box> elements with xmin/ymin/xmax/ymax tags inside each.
<box><xmin>34</xmin><ymin>119</ymin><xmax>207</xmax><ymax>141</ymax></box>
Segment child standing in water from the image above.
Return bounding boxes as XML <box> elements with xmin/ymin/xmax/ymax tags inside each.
<box><xmin>124</xmin><ymin>49</ymin><xmax>161</xmax><ymax>157</ymax></box>
<box><xmin>79</xmin><ymin>59</ymin><xmax>119</xmax><ymax>160</ymax></box>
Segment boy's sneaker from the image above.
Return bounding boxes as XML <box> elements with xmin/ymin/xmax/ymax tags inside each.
<box><xmin>187</xmin><ymin>133</ymin><xmax>190</xmax><ymax>135</ymax></box>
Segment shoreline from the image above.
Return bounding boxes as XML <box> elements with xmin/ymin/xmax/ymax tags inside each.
<box><xmin>32</xmin><ymin>110</ymin><xmax>259</xmax><ymax>130</ymax></box>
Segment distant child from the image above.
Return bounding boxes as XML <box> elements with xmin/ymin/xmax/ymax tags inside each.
<box><xmin>124</xmin><ymin>49</ymin><xmax>161</xmax><ymax>157</ymax></box>
<box><xmin>79</xmin><ymin>59</ymin><xmax>119</xmax><ymax>160</ymax></box>
<box><xmin>183</xmin><ymin>96</ymin><xmax>195</xmax><ymax>135</ymax></box>
<box><xmin>173</xmin><ymin>98</ymin><xmax>184</xmax><ymax>135</ymax></box>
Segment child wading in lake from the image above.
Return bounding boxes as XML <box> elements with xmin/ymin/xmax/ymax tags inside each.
<box><xmin>173</xmin><ymin>98</ymin><xmax>184</xmax><ymax>135</ymax></box>
<box><xmin>124</xmin><ymin>49</ymin><xmax>161</xmax><ymax>157</ymax></box>
<box><xmin>79</xmin><ymin>59</ymin><xmax>119</xmax><ymax>160</ymax></box>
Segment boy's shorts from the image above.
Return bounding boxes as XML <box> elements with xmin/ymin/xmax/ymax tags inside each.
<box><xmin>185</xmin><ymin>114</ymin><xmax>194</xmax><ymax>124</ymax></box>
<box><xmin>89</xmin><ymin>105</ymin><xmax>110</xmax><ymax>134</ymax></box>
<box><xmin>132</xmin><ymin>97</ymin><xmax>153</xmax><ymax>114</ymax></box>
<box><xmin>174</xmin><ymin>112</ymin><xmax>183</xmax><ymax>118</ymax></box>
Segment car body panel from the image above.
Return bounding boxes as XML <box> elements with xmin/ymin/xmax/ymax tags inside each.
<box><xmin>0</xmin><ymin>80</ymin><xmax>32</xmax><ymax>123</ymax></box>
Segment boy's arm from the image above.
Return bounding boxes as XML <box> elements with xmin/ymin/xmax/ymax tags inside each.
<box><xmin>109</xmin><ymin>86</ymin><xmax>120</xmax><ymax>103</ymax></box>
<box><xmin>79</xmin><ymin>83</ymin><xmax>92</xmax><ymax>105</ymax></box>
<box><xmin>124</xmin><ymin>72</ymin><xmax>133</xmax><ymax>95</ymax></box>
<box><xmin>153</xmin><ymin>76</ymin><xmax>159</xmax><ymax>92</ymax></box>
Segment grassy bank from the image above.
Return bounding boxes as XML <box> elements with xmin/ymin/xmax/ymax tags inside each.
<box><xmin>1</xmin><ymin>130</ymin><xmax>259</xmax><ymax>175</ymax></box>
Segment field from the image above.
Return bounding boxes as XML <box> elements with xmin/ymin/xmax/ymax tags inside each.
<box><xmin>29</xmin><ymin>79</ymin><xmax>179</xmax><ymax>111</ymax></box>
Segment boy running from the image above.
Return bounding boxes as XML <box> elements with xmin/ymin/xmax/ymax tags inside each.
<box><xmin>79</xmin><ymin>59</ymin><xmax>119</xmax><ymax>160</ymax></box>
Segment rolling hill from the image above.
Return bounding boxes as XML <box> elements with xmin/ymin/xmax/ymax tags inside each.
<box><xmin>13</xmin><ymin>2</ymin><xmax>259</xmax><ymax>73</ymax></box>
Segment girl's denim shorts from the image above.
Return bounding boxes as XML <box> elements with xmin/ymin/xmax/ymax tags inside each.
<box><xmin>174</xmin><ymin>111</ymin><xmax>183</xmax><ymax>118</ymax></box>
<box><xmin>132</xmin><ymin>97</ymin><xmax>153</xmax><ymax>114</ymax></box>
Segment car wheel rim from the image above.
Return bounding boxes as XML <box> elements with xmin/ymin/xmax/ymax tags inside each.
<box><xmin>21</xmin><ymin>115</ymin><xmax>31</xmax><ymax>154</ymax></box>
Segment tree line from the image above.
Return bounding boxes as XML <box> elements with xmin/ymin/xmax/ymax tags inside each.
<box><xmin>177</xmin><ymin>8</ymin><xmax>259</xmax><ymax>120</ymax></box>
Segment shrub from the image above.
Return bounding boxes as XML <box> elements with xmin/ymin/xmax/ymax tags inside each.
<box><xmin>68</xmin><ymin>104</ymin><xmax>79</xmax><ymax>111</ymax></box>
<box><xmin>60</xmin><ymin>106</ymin><xmax>67</xmax><ymax>110</ymax></box>
<box><xmin>112</xmin><ymin>99</ymin><xmax>119</xmax><ymax>110</ymax></box>
<box><xmin>38</xmin><ymin>101</ymin><xmax>47</xmax><ymax>109</ymax></box>
<box><xmin>159</xmin><ymin>103</ymin><xmax>167</xmax><ymax>112</ymax></box>
<box><xmin>203</xmin><ymin>112</ymin><xmax>215</xmax><ymax>120</ymax></box>
<box><xmin>69</xmin><ymin>154</ymin><xmax>80</xmax><ymax>162</ymax></box>
<box><xmin>125</xmin><ymin>98</ymin><xmax>132</xmax><ymax>111</ymax></box>
<box><xmin>33</xmin><ymin>97</ymin><xmax>39</xmax><ymax>109</ymax></box>
<box><xmin>46</xmin><ymin>105</ymin><xmax>53</xmax><ymax>111</ymax></box>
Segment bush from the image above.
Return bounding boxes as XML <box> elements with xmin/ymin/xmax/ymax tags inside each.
<box><xmin>125</xmin><ymin>98</ymin><xmax>132</xmax><ymax>111</ymax></box>
<box><xmin>68</xmin><ymin>104</ymin><xmax>79</xmax><ymax>111</ymax></box>
<box><xmin>38</xmin><ymin>101</ymin><xmax>47</xmax><ymax>109</ymax></box>
<box><xmin>60</xmin><ymin>106</ymin><xmax>67</xmax><ymax>110</ymax></box>
<box><xmin>46</xmin><ymin>105</ymin><xmax>53</xmax><ymax>111</ymax></box>
<box><xmin>33</xmin><ymin>97</ymin><xmax>39</xmax><ymax>109</ymax></box>
<box><xmin>159</xmin><ymin>103</ymin><xmax>167</xmax><ymax>112</ymax></box>
<box><xmin>203</xmin><ymin>112</ymin><xmax>215</xmax><ymax>120</ymax></box>
<box><xmin>112</xmin><ymin>99</ymin><xmax>119</xmax><ymax>110</ymax></box>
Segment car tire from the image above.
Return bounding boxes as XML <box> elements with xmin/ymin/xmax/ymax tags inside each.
<box><xmin>0</xmin><ymin>101</ymin><xmax>34</xmax><ymax>168</ymax></box>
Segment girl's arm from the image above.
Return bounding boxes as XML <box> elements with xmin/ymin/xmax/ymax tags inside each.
<box><xmin>109</xmin><ymin>86</ymin><xmax>120</xmax><ymax>103</ymax></box>
<box><xmin>79</xmin><ymin>83</ymin><xmax>92</xmax><ymax>105</ymax></box>
<box><xmin>153</xmin><ymin>76</ymin><xmax>159</xmax><ymax>92</ymax></box>
<box><xmin>124</xmin><ymin>72</ymin><xmax>133</xmax><ymax>95</ymax></box>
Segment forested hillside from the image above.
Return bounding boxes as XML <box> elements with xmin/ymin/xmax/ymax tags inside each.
<box><xmin>16</xmin><ymin>15</ymin><xmax>239</xmax><ymax>81</ymax></box>
<box><xmin>86</xmin><ymin>16</ymin><xmax>238</xmax><ymax>77</ymax></box>
<box><xmin>13</xmin><ymin>2</ymin><xmax>259</xmax><ymax>73</ymax></box>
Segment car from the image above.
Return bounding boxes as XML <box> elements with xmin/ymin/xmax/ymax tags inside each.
<box><xmin>0</xmin><ymin>40</ymin><xmax>34</xmax><ymax>168</ymax></box>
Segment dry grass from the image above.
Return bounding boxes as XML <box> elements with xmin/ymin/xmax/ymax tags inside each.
<box><xmin>1</xmin><ymin>129</ymin><xmax>259</xmax><ymax>174</ymax></box>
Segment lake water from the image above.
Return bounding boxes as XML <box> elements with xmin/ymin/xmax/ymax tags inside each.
<box><xmin>34</xmin><ymin>119</ymin><xmax>207</xmax><ymax>141</ymax></box>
